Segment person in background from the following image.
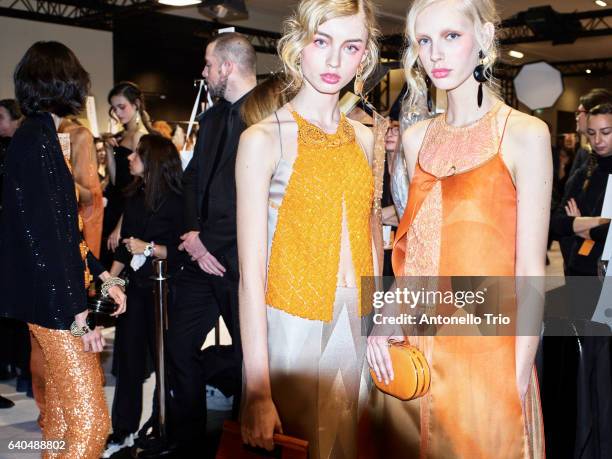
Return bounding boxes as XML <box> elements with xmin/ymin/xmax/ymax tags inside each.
<box><xmin>382</xmin><ymin>120</ymin><xmax>400</xmax><ymax>276</ymax></box>
<box><xmin>152</xmin><ymin>120</ymin><xmax>173</xmax><ymax>139</ymax></box>
<box><xmin>569</xmin><ymin>88</ymin><xmax>612</xmax><ymax>180</ymax></box>
<box><xmin>58</xmin><ymin>117</ymin><xmax>104</xmax><ymax>257</ymax></box>
<box><xmin>102</xmin><ymin>81</ymin><xmax>155</xmax><ymax>267</ymax></box>
<box><xmin>0</xmin><ymin>40</ymin><xmax>126</xmax><ymax>458</ymax></box>
<box><xmin>552</xmin><ymin>104</ymin><xmax>612</xmax><ymax>278</ymax></box>
<box><xmin>0</xmin><ymin>98</ymin><xmax>23</xmax><ymax>410</ymax></box>
<box><xmin>103</xmin><ymin>135</ymin><xmax>184</xmax><ymax>457</ymax></box>
<box><xmin>547</xmin><ymin>102</ymin><xmax>612</xmax><ymax>459</ymax></box>
<box><xmin>240</xmin><ymin>73</ymin><xmax>294</xmax><ymax>128</ymax></box>
<box><xmin>168</xmin><ymin>32</ymin><xmax>257</xmax><ymax>453</ymax></box>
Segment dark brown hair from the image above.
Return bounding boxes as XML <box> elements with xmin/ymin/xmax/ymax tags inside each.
<box><xmin>108</xmin><ymin>81</ymin><xmax>157</xmax><ymax>134</ymax></box>
<box><xmin>14</xmin><ymin>41</ymin><xmax>90</xmax><ymax>117</ymax></box>
<box><xmin>125</xmin><ymin>134</ymin><xmax>183</xmax><ymax>212</ymax></box>
<box><xmin>580</xmin><ymin>89</ymin><xmax>612</xmax><ymax>112</ymax></box>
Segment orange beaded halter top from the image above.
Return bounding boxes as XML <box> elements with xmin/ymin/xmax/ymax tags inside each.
<box><xmin>265</xmin><ymin>108</ymin><xmax>374</xmax><ymax>322</ymax></box>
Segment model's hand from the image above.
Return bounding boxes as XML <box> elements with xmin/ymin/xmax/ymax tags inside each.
<box><xmin>178</xmin><ymin>231</ymin><xmax>207</xmax><ymax>260</ymax></box>
<box><xmin>366</xmin><ymin>335</ymin><xmax>408</xmax><ymax>385</ymax></box>
<box><xmin>565</xmin><ymin>198</ymin><xmax>581</xmax><ymax>217</ymax></box>
<box><xmin>241</xmin><ymin>395</ymin><xmax>283</xmax><ymax>451</ymax></box>
<box><xmin>107</xmin><ymin>285</ymin><xmax>127</xmax><ymax>316</ymax></box>
<box><xmin>122</xmin><ymin>237</ymin><xmax>147</xmax><ymax>255</ymax></box>
<box><xmin>196</xmin><ymin>252</ymin><xmax>226</xmax><ymax>277</ymax></box>
<box><xmin>82</xmin><ymin>326</ymin><xmax>106</xmax><ymax>353</ymax></box>
<box><xmin>107</xmin><ymin>225</ymin><xmax>121</xmax><ymax>251</ymax></box>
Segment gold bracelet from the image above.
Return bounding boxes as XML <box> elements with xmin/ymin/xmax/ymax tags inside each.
<box><xmin>70</xmin><ymin>321</ymin><xmax>90</xmax><ymax>337</ymax></box>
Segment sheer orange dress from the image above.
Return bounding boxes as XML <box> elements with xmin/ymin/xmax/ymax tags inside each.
<box><xmin>367</xmin><ymin>103</ymin><xmax>545</xmax><ymax>458</ymax></box>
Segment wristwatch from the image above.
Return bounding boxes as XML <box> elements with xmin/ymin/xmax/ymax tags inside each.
<box><xmin>143</xmin><ymin>241</ymin><xmax>155</xmax><ymax>258</ymax></box>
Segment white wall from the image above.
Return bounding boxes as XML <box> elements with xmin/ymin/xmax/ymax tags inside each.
<box><xmin>0</xmin><ymin>16</ymin><xmax>113</xmax><ymax>134</ymax></box>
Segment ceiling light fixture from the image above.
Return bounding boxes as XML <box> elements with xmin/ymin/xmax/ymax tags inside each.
<box><xmin>158</xmin><ymin>0</ymin><xmax>202</xmax><ymax>6</ymax></box>
<box><xmin>586</xmin><ymin>69</ymin><xmax>592</xmax><ymax>74</ymax></box>
<box><xmin>595</xmin><ymin>0</ymin><xmax>608</xmax><ymax>7</ymax></box>
<box><xmin>199</xmin><ymin>0</ymin><xmax>248</xmax><ymax>20</ymax></box>
<box><xmin>509</xmin><ymin>50</ymin><xmax>524</xmax><ymax>59</ymax></box>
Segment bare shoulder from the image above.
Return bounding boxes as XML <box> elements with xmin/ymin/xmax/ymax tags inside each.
<box><xmin>346</xmin><ymin>118</ymin><xmax>374</xmax><ymax>162</ymax></box>
<box><xmin>237</xmin><ymin>114</ymin><xmax>283</xmax><ymax>171</ymax></box>
<box><xmin>402</xmin><ymin>117</ymin><xmax>433</xmax><ymax>156</ymax></box>
<box><xmin>71</xmin><ymin>125</ymin><xmax>93</xmax><ymax>142</ymax></box>
<box><xmin>505</xmin><ymin>109</ymin><xmax>550</xmax><ymax>149</ymax></box>
<box><xmin>402</xmin><ymin>117</ymin><xmax>434</xmax><ymax>176</ymax></box>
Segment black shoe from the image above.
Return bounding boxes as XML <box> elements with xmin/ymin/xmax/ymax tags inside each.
<box><xmin>0</xmin><ymin>395</ymin><xmax>15</xmax><ymax>409</ymax></box>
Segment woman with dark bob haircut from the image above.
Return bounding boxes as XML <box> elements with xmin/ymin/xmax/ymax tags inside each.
<box><xmin>0</xmin><ymin>41</ymin><xmax>127</xmax><ymax>458</ymax></box>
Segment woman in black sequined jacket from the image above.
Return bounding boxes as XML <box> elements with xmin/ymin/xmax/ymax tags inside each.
<box><xmin>0</xmin><ymin>41</ymin><xmax>126</xmax><ymax>458</ymax></box>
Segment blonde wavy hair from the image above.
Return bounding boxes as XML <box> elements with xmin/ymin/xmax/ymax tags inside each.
<box><xmin>403</xmin><ymin>0</ymin><xmax>500</xmax><ymax>109</ymax></box>
<box><xmin>278</xmin><ymin>0</ymin><xmax>380</xmax><ymax>92</ymax></box>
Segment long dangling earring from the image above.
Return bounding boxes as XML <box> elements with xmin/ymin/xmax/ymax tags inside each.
<box><xmin>135</xmin><ymin>109</ymin><xmax>142</xmax><ymax>127</ymax></box>
<box><xmin>473</xmin><ymin>50</ymin><xmax>488</xmax><ymax>108</ymax></box>
<box><xmin>354</xmin><ymin>64</ymin><xmax>365</xmax><ymax>96</ymax></box>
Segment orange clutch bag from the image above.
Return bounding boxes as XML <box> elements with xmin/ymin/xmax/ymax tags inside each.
<box><xmin>369</xmin><ymin>341</ymin><xmax>431</xmax><ymax>401</ymax></box>
<box><xmin>216</xmin><ymin>420</ymin><xmax>308</xmax><ymax>459</ymax></box>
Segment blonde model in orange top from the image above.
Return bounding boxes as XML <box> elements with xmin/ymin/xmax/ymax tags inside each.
<box><xmin>236</xmin><ymin>1</ymin><xmax>382</xmax><ymax>458</ymax></box>
<box><xmin>366</xmin><ymin>1</ymin><xmax>551</xmax><ymax>458</ymax></box>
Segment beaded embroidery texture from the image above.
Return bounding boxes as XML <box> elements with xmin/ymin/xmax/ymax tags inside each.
<box><xmin>265</xmin><ymin>111</ymin><xmax>374</xmax><ymax>322</ymax></box>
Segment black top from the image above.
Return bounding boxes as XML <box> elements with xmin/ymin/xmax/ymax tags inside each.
<box><xmin>114</xmin><ymin>187</ymin><xmax>185</xmax><ymax>287</ymax></box>
<box><xmin>183</xmin><ymin>91</ymin><xmax>252</xmax><ymax>260</ymax></box>
<box><xmin>0</xmin><ymin>136</ymin><xmax>9</xmax><ymax>214</ymax></box>
<box><xmin>0</xmin><ymin>113</ymin><xmax>103</xmax><ymax>329</ymax></box>
<box><xmin>103</xmin><ymin>145</ymin><xmax>133</xmax><ymax>236</ymax></box>
<box><xmin>551</xmin><ymin>154</ymin><xmax>612</xmax><ymax>275</ymax></box>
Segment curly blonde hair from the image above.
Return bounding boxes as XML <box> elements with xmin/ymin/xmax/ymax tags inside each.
<box><xmin>403</xmin><ymin>0</ymin><xmax>500</xmax><ymax>109</ymax></box>
<box><xmin>278</xmin><ymin>0</ymin><xmax>380</xmax><ymax>92</ymax></box>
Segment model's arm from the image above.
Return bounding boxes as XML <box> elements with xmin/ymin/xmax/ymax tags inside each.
<box><xmin>511</xmin><ymin>115</ymin><xmax>552</xmax><ymax>402</ymax></box>
<box><xmin>367</xmin><ymin>120</ymin><xmax>432</xmax><ymax>384</ymax></box>
<box><xmin>236</xmin><ymin>125</ymin><xmax>282</xmax><ymax>451</ymax></box>
<box><xmin>70</xmin><ymin>126</ymin><xmax>100</xmax><ymax>206</ymax></box>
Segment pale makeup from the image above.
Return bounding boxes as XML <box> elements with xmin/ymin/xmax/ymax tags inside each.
<box><xmin>415</xmin><ymin>0</ymin><xmax>480</xmax><ymax>91</ymax></box>
<box><xmin>586</xmin><ymin>114</ymin><xmax>612</xmax><ymax>157</ymax></box>
<box><xmin>110</xmin><ymin>94</ymin><xmax>138</xmax><ymax>125</ymax></box>
<box><xmin>300</xmin><ymin>12</ymin><xmax>368</xmax><ymax>96</ymax></box>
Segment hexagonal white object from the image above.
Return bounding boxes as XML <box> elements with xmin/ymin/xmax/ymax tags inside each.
<box><xmin>513</xmin><ymin>62</ymin><xmax>563</xmax><ymax>110</ymax></box>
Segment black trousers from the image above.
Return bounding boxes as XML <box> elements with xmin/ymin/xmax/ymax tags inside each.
<box><xmin>166</xmin><ymin>256</ymin><xmax>241</xmax><ymax>450</ymax></box>
<box><xmin>111</xmin><ymin>282</ymin><xmax>156</xmax><ymax>435</ymax></box>
<box><xmin>0</xmin><ymin>318</ymin><xmax>31</xmax><ymax>377</ymax></box>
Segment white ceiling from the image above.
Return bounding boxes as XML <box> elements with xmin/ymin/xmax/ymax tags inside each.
<box><xmin>170</xmin><ymin>0</ymin><xmax>612</xmax><ymax>64</ymax></box>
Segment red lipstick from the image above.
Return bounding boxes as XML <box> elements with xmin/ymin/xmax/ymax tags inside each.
<box><xmin>321</xmin><ymin>73</ymin><xmax>341</xmax><ymax>84</ymax></box>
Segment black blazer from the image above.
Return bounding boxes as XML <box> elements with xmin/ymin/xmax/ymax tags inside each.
<box><xmin>115</xmin><ymin>188</ymin><xmax>185</xmax><ymax>287</ymax></box>
<box><xmin>183</xmin><ymin>92</ymin><xmax>251</xmax><ymax>261</ymax></box>
<box><xmin>0</xmin><ymin>113</ymin><xmax>103</xmax><ymax>329</ymax></box>
<box><xmin>551</xmin><ymin>154</ymin><xmax>612</xmax><ymax>275</ymax></box>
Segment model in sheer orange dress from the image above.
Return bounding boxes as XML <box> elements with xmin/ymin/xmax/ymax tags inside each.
<box><xmin>365</xmin><ymin>1</ymin><xmax>551</xmax><ymax>458</ymax></box>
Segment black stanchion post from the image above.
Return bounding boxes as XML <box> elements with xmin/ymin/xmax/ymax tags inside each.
<box><xmin>153</xmin><ymin>259</ymin><xmax>168</xmax><ymax>442</ymax></box>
